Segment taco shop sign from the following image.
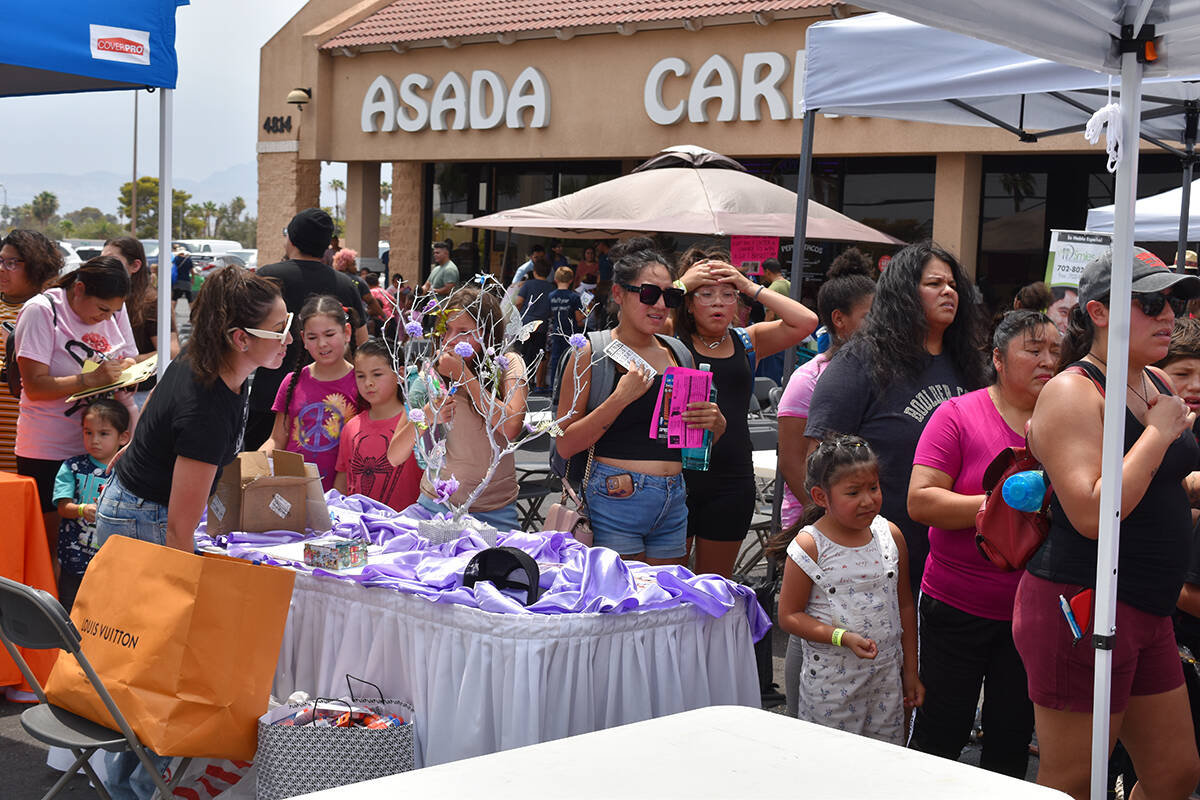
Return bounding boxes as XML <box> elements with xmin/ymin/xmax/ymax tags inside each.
<box><xmin>361</xmin><ymin>67</ymin><xmax>551</xmax><ymax>132</ymax></box>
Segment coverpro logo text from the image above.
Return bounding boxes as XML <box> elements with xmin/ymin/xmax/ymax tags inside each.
<box><xmin>89</xmin><ymin>24</ymin><xmax>150</xmax><ymax>66</ymax></box>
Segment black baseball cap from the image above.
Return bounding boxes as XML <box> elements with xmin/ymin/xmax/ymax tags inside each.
<box><xmin>1077</xmin><ymin>247</ymin><xmax>1200</xmax><ymax>306</ymax></box>
<box><xmin>286</xmin><ymin>208</ymin><xmax>334</xmax><ymax>258</ymax></box>
<box><xmin>463</xmin><ymin>547</ymin><xmax>541</xmax><ymax>606</ymax></box>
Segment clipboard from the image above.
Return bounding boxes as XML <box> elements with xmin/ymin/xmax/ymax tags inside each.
<box><xmin>67</xmin><ymin>354</ymin><xmax>157</xmax><ymax>401</ymax></box>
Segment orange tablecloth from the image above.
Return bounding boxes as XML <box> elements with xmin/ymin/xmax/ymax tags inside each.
<box><xmin>0</xmin><ymin>472</ymin><xmax>59</xmax><ymax>691</ymax></box>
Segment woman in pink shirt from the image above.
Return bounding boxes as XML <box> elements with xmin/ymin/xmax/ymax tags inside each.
<box><xmin>905</xmin><ymin>309</ymin><xmax>1059</xmax><ymax>777</ymax></box>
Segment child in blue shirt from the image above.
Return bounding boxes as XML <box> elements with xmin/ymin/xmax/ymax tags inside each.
<box><xmin>547</xmin><ymin>266</ymin><xmax>585</xmax><ymax>393</ymax></box>
<box><xmin>53</xmin><ymin>399</ymin><xmax>131</xmax><ymax>611</ymax></box>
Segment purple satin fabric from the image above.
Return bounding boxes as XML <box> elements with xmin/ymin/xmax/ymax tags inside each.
<box><xmin>197</xmin><ymin>493</ymin><xmax>770</xmax><ymax>641</ymax></box>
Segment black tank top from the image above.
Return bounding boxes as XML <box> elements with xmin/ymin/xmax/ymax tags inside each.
<box><xmin>683</xmin><ymin>329</ymin><xmax>754</xmax><ymax>479</ymax></box>
<box><xmin>593</xmin><ymin>350</ymin><xmax>683</xmax><ymax>463</ymax></box>
<box><xmin>1026</xmin><ymin>360</ymin><xmax>1200</xmax><ymax>616</ymax></box>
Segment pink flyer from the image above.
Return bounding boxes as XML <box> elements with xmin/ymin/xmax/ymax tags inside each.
<box><xmin>648</xmin><ymin>366</ymin><xmax>712</xmax><ymax>448</ymax></box>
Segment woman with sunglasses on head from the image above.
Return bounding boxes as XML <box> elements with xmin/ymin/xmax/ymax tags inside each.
<box><xmin>673</xmin><ymin>246</ymin><xmax>817</xmax><ymax>577</ymax></box>
<box><xmin>1013</xmin><ymin>250</ymin><xmax>1200</xmax><ymax>800</ymax></box>
<box><xmin>805</xmin><ymin>241</ymin><xmax>988</xmax><ymax>599</ymax></box>
<box><xmin>95</xmin><ymin>266</ymin><xmax>290</xmax><ymax>555</ymax></box>
<box><xmin>556</xmin><ymin>243</ymin><xmax>725</xmax><ymax>564</ymax></box>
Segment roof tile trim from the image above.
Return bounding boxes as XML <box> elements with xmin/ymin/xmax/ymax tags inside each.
<box><xmin>323</xmin><ymin>0</ymin><xmax>838</xmax><ymax>48</ymax></box>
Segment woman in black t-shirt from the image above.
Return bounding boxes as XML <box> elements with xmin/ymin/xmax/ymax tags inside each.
<box><xmin>673</xmin><ymin>247</ymin><xmax>817</xmax><ymax>578</ymax></box>
<box><xmin>96</xmin><ymin>266</ymin><xmax>290</xmax><ymax>553</ymax></box>
<box><xmin>1016</xmin><ymin>250</ymin><xmax>1200</xmax><ymax>800</ymax></box>
<box><xmin>804</xmin><ymin>241</ymin><xmax>988</xmax><ymax>598</ymax></box>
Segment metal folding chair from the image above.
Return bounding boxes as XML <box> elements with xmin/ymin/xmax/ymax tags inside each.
<box><xmin>0</xmin><ymin>577</ymin><xmax>191</xmax><ymax>800</ymax></box>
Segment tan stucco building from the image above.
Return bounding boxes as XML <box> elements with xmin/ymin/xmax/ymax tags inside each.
<box><xmin>257</xmin><ymin>0</ymin><xmax>1186</xmax><ymax>307</ymax></box>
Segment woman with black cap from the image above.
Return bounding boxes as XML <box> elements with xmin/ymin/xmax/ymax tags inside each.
<box><xmin>1015</xmin><ymin>248</ymin><xmax>1200</xmax><ymax>800</ymax></box>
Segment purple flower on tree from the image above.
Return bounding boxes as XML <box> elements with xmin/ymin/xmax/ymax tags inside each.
<box><xmin>569</xmin><ymin>333</ymin><xmax>588</xmax><ymax>349</ymax></box>
<box><xmin>434</xmin><ymin>476</ymin><xmax>459</xmax><ymax>503</ymax></box>
<box><xmin>408</xmin><ymin>408</ymin><xmax>426</xmax><ymax>425</ymax></box>
<box><xmin>422</xmin><ymin>299</ymin><xmax>438</xmax><ymax>313</ymax></box>
<box><xmin>453</xmin><ymin>341</ymin><xmax>474</xmax><ymax>359</ymax></box>
<box><xmin>494</xmin><ymin>354</ymin><xmax>509</xmax><ymax>370</ymax></box>
<box><xmin>404</xmin><ymin>321</ymin><xmax>423</xmax><ymax>337</ymax></box>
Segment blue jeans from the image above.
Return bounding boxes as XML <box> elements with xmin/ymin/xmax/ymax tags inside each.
<box><xmin>103</xmin><ymin>751</ymin><xmax>172</xmax><ymax>800</ymax></box>
<box><xmin>417</xmin><ymin>493</ymin><xmax>520</xmax><ymax>532</ymax></box>
<box><xmin>94</xmin><ymin>472</ymin><xmax>169</xmax><ymax>548</ymax></box>
<box><xmin>585</xmin><ymin>461</ymin><xmax>688</xmax><ymax>558</ymax></box>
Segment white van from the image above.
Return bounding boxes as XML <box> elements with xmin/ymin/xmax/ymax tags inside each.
<box><xmin>177</xmin><ymin>239</ymin><xmax>242</xmax><ymax>254</ymax></box>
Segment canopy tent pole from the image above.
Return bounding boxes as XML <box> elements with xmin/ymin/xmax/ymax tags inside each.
<box><xmin>157</xmin><ymin>88</ymin><xmax>173</xmax><ymax>380</ymax></box>
<box><xmin>1177</xmin><ymin>106</ymin><xmax>1198</xmax><ymax>268</ymax></box>
<box><xmin>1090</xmin><ymin>40</ymin><xmax>1144</xmax><ymax>800</ymax></box>
<box><xmin>770</xmin><ymin>109</ymin><xmax>818</xmax><ymax>535</ymax></box>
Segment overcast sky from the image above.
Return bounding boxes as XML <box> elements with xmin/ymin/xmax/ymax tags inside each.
<box><xmin>1</xmin><ymin>0</ymin><xmax>351</xmax><ymax>207</ymax></box>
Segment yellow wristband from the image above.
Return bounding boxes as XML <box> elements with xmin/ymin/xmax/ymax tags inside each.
<box><xmin>831</xmin><ymin>628</ymin><xmax>846</xmax><ymax>647</ymax></box>
<box><xmin>672</xmin><ymin>279</ymin><xmax>687</xmax><ymax>293</ymax></box>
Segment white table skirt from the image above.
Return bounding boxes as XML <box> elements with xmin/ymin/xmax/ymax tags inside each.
<box><xmin>272</xmin><ymin>573</ymin><xmax>761</xmax><ymax>768</ymax></box>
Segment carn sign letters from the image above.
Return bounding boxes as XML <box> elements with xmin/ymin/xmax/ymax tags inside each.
<box><xmin>362</xmin><ymin>67</ymin><xmax>550</xmax><ymax>133</ymax></box>
<box><xmin>644</xmin><ymin>51</ymin><xmax>804</xmax><ymax>125</ymax></box>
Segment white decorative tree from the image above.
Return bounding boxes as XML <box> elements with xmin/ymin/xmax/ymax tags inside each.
<box><xmin>388</xmin><ymin>275</ymin><xmax>600</xmax><ymax>537</ymax></box>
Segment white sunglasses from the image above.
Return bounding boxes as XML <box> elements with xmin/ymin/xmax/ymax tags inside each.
<box><xmin>236</xmin><ymin>311</ymin><xmax>293</xmax><ymax>341</ymax></box>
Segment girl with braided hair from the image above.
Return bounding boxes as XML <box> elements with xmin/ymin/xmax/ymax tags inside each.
<box><xmin>775</xmin><ymin>434</ymin><xmax>922</xmax><ymax>745</ymax></box>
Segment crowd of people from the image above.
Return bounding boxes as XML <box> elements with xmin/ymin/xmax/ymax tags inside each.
<box><xmin>7</xmin><ymin>206</ymin><xmax>1200</xmax><ymax>799</ymax></box>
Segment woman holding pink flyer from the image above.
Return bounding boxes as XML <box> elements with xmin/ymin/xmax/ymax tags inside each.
<box><xmin>673</xmin><ymin>247</ymin><xmax>818</xmax><ymax>577</ymax></box>
<box><xmin>556</xmin><ymin>243</ymin><xmax>725</xmax><ymax>564</ymax></box>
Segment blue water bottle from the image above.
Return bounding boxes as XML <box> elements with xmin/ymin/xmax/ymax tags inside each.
<box><xmin>682</xmin><ymin>364</ymin><xmax>715</xmax><ymax>471</ymax></box>
<box><xmin>1001</xmin><ymin>469</ymin><xmax>1047</xmax><ymax>512</ymax></box>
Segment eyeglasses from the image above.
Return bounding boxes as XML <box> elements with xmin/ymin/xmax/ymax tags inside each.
<box><xmin>618</xmin><ymin>282</ymin><xmax>685</xmax><ymax>308</ymax></box>
<box><xmin>1133</xmin><ymin>291</ymin><xmax>1187</xmax><ymax>318</ymax></box>
<box><xmin>237</xmin><ymin>311</ymin><xmax>293</xmax><ymax>341</ymax></box>
<box><xmin>0</xmin><ymin>258</ymin><xmax>24</xmax><ymax>271</ymax></box>
<box><xmin>692</xmin><ymin>288</ymin><xmax>740</xmax><ymax>306</ymax></box>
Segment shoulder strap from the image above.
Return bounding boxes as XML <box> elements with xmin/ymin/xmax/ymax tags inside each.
<box><xmin>657</xmin><ymin>334</ymin><xmax>694</xmax><ymax>369</ymax></box>
<box><xmin>733</xmin><ymin>326</ymin><xmax>756</xmax><ymax>372</ymax></box>
<box><xmin>1063</xmin><ymin>360</ymin><xmax>1105</xmax><ymax>395</ymax></box>
<box><xmin>786</xmin><ymin>528</ymin><xmax>851</xmax><ymax>621</ymax></box>
<box><xmin>1145</xmin><ymin>367</ymin><xmax>1172</xmax><ymax>395</ymax></box>
<box><xmin>585</xmin><ymin>329</ymin><xmax>614</xmax><ymax>412</ymax></box>
<box><xmin>871</xmin><ymin>516</ymin><xmax>899</xmax><ymax>566</ymax></box>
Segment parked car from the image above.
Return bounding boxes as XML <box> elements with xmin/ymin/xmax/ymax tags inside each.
<box><xmin>176</xmin><ymin>239</ymin><xmax>242</xmax><ymax>254</ymax></box>
<box><xmin>193</xmin><ymin>252</ymin><xmax>247</xmax><ymax>283</ymax></box>
<box><xmin>69</xmin><ymin>239</ymin><xmax>106</xmax><ymax>261</ymax></box>
<box><xmin>229</xmin><ymin>248</ymin><xmax>257</xmax><ymax>269</ymax></box>
<box><xmin>57</xmin><ymin>241</ymin><xmax>81</xmax><ymax>275</ymax></box>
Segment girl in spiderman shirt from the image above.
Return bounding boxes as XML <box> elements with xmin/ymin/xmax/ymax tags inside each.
<box><xmin>334</xmin><ymin>338</ymin><xmax>420</xmax><ymax>511</ymax></box>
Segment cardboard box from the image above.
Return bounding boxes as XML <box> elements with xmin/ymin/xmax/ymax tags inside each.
<box><xmin>207</xmin><ymin>451</ymin><xmax>332</xmax><ymax>536</ymax></box>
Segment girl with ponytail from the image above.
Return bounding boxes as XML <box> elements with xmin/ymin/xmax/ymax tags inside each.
<box><xmin>96</xmin><ymin>264</ymin><xmax>289</xmax><ymax>553</ymax></box>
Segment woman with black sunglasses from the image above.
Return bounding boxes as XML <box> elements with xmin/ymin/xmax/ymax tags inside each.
<box><xmin>556</xmin><ymin>247</ymin><xmax>725</xmax><ymax>564</ymax></box>
<box><xmin>1013</xmin><ymin>249</ymin><xmax>1200</xmax><ymax>800</ymax></box>
<box><xmin>673</xmin><ymin>247</ymin><xmax>817</xmax><ymax>577</ymax></box>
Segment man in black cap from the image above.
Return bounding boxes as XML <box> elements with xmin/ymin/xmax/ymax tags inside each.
<box><xmin>242</xmin><ymin>208</ymin><xmax>368</xmax><ymax>450</ymax></box>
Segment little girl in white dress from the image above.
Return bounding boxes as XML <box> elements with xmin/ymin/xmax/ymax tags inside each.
<box><xmin>776</xmin><ymin>434</ymin><xmax>923</xmax><ymax>744</ymax></box>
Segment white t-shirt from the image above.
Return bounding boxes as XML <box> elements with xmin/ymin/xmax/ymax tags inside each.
<box><xmin>14</xmin><ymin>287</ymin><xmax>138</xmax><ymax>460</ymax></box>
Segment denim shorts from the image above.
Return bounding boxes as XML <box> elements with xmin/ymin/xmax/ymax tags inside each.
<box><xmin>585</xmin><ymin>461</ymin><xmax>688</xmax><ymax>558</ymax></box>
<box><xmin>94</xmin><ymin>472</ymin><xmax>169</xmax><ymax>548</ymax></box>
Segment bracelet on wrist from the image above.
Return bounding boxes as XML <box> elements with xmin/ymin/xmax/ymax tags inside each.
<box><xmin>753</xmin><ymin>284</ymin><xmax>765</xmax><ymax>302</ymax></box>
<box><xmin>831</xmin><ymin>628</ymin><xmax>846</xmax><ymax>647</ymax></box>
<box><xmin>672</xmin><ymin>279</ymin><xmax>687</xmax><ymax>293</ymax></box>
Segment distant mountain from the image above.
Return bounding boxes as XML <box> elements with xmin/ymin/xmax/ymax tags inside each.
<box><xmin>1</xmin><ymin>162</ymin><xmax>258</xmax><ymax>217</ymax></box>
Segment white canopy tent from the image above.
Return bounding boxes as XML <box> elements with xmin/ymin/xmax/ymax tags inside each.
<box><xmin>1087</xmin><ymin>176</ymin><xmax>1200</xmax><ymax>240</ymax></box>
<box><xmin>808</xmin><ymin>3</ymin><xmax>1200</xmax><ymax>796</ymax></box>
<box><xmin>803</xmin><ymin>11</ymin><xmax>1200</xmax><ymax>264</ymax></box>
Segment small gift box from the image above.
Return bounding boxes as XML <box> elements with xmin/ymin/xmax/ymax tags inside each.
<box><xmin>303</xmin><ymin>537</ymin><xmax>367</xmax><ymax>571</ymax></box>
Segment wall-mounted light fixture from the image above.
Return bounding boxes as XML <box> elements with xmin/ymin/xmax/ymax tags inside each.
<box><xmin>286</xmin><ymin>87</ymin><xmax>312</xmax><ymax>110</ymax></box>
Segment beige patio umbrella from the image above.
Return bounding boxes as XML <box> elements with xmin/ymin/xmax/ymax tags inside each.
<box><xmin>459</xmin><ymin>145</ymin><xmax>902</xmax><ymax>243</ymax></box>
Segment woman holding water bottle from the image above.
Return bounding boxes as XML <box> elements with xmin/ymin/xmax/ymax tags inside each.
<box><xmin>905</xmin><ymin>309</ymin><xmax>1058</xmax><ymax>777</ymax></box>
<box><xmin>556</xmin><ymin>244</ymin><xmax>724</xmax><ymax>564</ymax></box>
<box><xmin>672</xmin><ymin>247</ymin><xmax>817</xmax><ymax>577</ymax></box>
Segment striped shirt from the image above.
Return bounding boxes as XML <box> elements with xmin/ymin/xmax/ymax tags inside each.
<box><xmin>0</xmin><ymin>297</ymin><xmax>24</xmax><ymax>472</ymax></box>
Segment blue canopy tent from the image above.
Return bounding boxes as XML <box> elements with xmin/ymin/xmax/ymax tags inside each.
<box><xmin>2</xmin><ymin>1</ymin><xmax>188</xmax><ymax>377</ymax></box>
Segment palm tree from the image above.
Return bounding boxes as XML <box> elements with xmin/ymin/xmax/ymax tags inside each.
<box><xmin>380</xmin><ymin>181</ymin><xmax>391</xmax><ymax>216</ymax></box>
<box><xmin>329</xmin><ymin>178</ymin><xmax>345</xmax><ymax>225</ymax></box>
<box><xmin>201</xmin><ymin>201</ymin><xmax>219</xmax><ymax>236</ymax></box>
<box><xmin>30</xmin><ymin>191</ymin><xmax>58</xmax><ymax>227</ymax></box>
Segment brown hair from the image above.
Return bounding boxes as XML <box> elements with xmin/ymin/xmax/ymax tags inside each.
<box><xmin>103</xmin><ymin>236</ymin><xmax>150</xmax><ymax>330</ymax></box>
<box><xmin>1</xmin><ymin>229</ymin><xmax>61</xmax><ymax>291</ymax></box>
<box><xmin>1014</xmin><ymin>281</ymin><xmax>1054</xmax><ymax>312</ymax></box>
<box><xmin>1156</xmin><ymin>316</ymin><xmax>1200</xmax><ymax>368</ymax></box>
<box><xmin>188</xmin><ymin>266</ymin><xmax>282</xmax><ymax>387</ymax></box>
